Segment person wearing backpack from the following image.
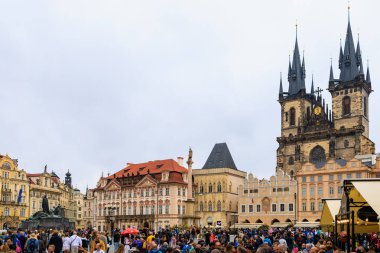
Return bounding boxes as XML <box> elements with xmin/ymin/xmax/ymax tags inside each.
<box><xmin>25</xmin><ymin>233</ymin><xmax>39</xmax><ymax>253</ymax></box>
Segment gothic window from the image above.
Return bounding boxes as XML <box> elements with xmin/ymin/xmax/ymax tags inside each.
<box><xmin>208</xmin><ymin>201</ymin><xmax>212</xmax><ymax>211</ymax></box>
<box><xmin>288</xmin><ymin>157</ymin><xmax>294</xmax><ymax>165</ymax></box>
<box><xmin>309</xmin><ymin>145</ymin><xmax>326</xmax><ymax>164</ymax></box>
<box><xmin>342</xmin><ymin>96</ymin><xmax>351</xmax><ymax>115</ymax></box>
<box><xmin>208</xmin><ymin>183</ymin><xmax>213</xmax><ymax>193</ymax></box>
<box><xmin>290</xmin><ymin>108</ymin><xmax>296</xmax><ymax>126</ymax></box>
<box><xmin>217</xmin><ymin>182</ymin><xmax>222</xmax><ymax>192</ymax></box>
<box><xmin>364</xmin><ymin>97</ymin><xmax>368</xmax><ymax>117</ymax></box>
<box><xmin>307</xmin><ymin>107</ymin><xmax>311</xmax><ymax>120</ymax></box>
<box><xmin>217</xmin><ymin>201</ymin><xmax>222</xmax><ymax>211</ymax></box>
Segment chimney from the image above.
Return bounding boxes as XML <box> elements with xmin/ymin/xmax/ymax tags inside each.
<box><xmin>177</xmin><ymin>157</ymin><xmax>184</xmax><ymax>166</ymax></box>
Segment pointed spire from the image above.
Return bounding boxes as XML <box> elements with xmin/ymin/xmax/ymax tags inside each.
<box><xmin>356</xmin><ymin>35</ymin><xmax>364</xmax><ymax>75</ymax></box>
<box><xmin>279</xmin><ymin>72</ymin><xmax>284</xmax><ymax>99</ymax></box>
<box><xmin>311</xmin><ymin>74</ymin><xmax>315</xmax><ymax>95</ymax></box>
<box><xmin>339</xmin><ymin>7</ymin><xmax>359</xmax><ymax>82</ymax></box>
<box><xmin>287</xmin><ymin>55</ymin><xmax>292</xmax><ymax>81</ymax></box>
<box><xmin>339</xmin><ymin>39</ymin><xmax>344</xmax><ymax>69</ymax></box>
<box><xmin>302</xmin><ymin>51</ymin><xmax>306</xmax><ymax>79</ymax></box>
<box><xmin>366</xmin><ymin>62</ymin><xmax>371</xmax><ymax>84</ymax></box>
<box><xmin>288</xmin><ymin>22</ymin><xmax>306</xmax><ymax>95</ymax></box>
<box><xmin>329</xmin><ymin>58</ymin><xmax>334</xmax><ymax>81</ymax></box>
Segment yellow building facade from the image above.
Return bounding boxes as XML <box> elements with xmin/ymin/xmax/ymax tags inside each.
<box><xmin>0</xmin><ymin>154</ymin><xmax>29</xmax><ymax>229</ymax></box>
<box><xmin>193</xmin><ymin>143</ymin><xmax>246</xmax><ymax>228</ymax></box>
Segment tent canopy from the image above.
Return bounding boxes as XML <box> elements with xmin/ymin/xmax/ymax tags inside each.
<box><xmin>352</xmin><ymin>181</ymin><xmax>380</xmax><ymax>217</ymax></box>
<box><xmin>320</xmin><ymin>199</ymin><xmax>341</xmax><ymax>228</ymax></box>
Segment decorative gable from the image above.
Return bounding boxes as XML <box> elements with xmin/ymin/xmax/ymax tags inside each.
<box><xmin>135</xmin><ymin>175</ymin><xmax>157</xmax><ymax>188</ymax></box>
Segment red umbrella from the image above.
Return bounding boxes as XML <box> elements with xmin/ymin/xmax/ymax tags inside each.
<box><xmin>122</xmin><ymin>228</ymin><xmax>139</xmax><ymax>235</ymax></box>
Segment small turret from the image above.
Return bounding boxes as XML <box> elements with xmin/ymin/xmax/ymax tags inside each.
<box><xmin>279</xmin><ymin>73</ymin><xmax>284</xmax><ymax>99</ymax></box>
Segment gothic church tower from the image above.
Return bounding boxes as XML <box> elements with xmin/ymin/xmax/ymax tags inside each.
<box><xmin>276</xmin><ymin>12</ymin><xmax>375</xmax><ymax>176</ymax></box>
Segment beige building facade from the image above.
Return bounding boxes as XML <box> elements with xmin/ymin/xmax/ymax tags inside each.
<box><xmin>73</xmin><ymin>188</ymin><xmax>84</xmax><ymax>229</ymax></box>
<box><xmin>0</xmin><ymin>154</ymin><xmax>29</xmax><ymax>229</ymax></box>
<box><xmin>238</xmin><ymin>169</ymin><xmax>296</xmax><ymax>226</ymax></box>
<box><xmin>83</xmin><ymin>188</ymin><xmax>95</xmax><ymax>229</ymax></box>
<box><xmin>296</xmin><ymin>156</ymin><xmax>379</xmax><ymax>223</ymax></box>
<box><xmin>27</xmin><ymin>167</ymin><xmax>76</xmax><ymax>222</ymax></box>
<box><xmin>193</xmin><ymin>143</ymin><xmax>246</xmax><ymax>228</ymax></box>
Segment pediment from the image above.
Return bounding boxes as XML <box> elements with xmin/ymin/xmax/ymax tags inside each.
<box><xmin>104</xmin><ymin>179</ymin><xmax>121</xmax><ymax>190</ymax></box>
<box><xmin>135</xmin><ymin>175</ymin><xmax>157</xmax><ymax>188</ymax></box>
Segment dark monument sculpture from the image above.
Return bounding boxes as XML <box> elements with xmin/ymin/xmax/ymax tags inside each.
<box><xmin>21</xmin><ymin>194</ymin><xmax>74</xmax><ymax>230</ymax></box>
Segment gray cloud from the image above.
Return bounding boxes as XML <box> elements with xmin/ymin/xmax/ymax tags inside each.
<box><xmin>0</xmin><ymin>0</ymin><xmax>378</xmax><ymax>191</ymax></box>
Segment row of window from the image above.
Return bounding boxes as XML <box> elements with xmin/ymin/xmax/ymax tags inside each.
<box><xmin>301</xmin><ymin>185</ymin><xmax>342</xmax><ymax>197</ymax></box>
<box><xmin>199</xmin><ymin>182</ymin><xmax>223</xmax><ymax>193</ymax></box>
<box><xmin>301</xmin><ymin>201</ymin><xmax>323</xmax><ymax>212</ymax></box>
<box><xmin>2</xmin><ymin>207</ymin><xmax>26</xmax><ymax>216</ymax></box>
<box><xmin>301</xmin><ymin>172</ymin><xmax>362</xmax><ymax>183</ymax></box>
<box><xmin>241</xmin><ymin>203</ymin><xmax>294</xmax><ymax>213</ymax></box>
<box><xmin>199</xmin><ymin>201</ymin><xmax>224</xmax><ymax>212</ymax></box>
<box><xmin>97</xmin><ymin>204</ymin><xmax>178</xmax><ymax>216</ymax></box>
<box><xmin>99</xmin><ymin>187</ymin><xmax>175</xmax><ymax>200</ymax></box>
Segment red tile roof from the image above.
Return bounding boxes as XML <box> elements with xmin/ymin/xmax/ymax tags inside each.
<box><xmin>27</xmin><ymin>173</ymin><xmax>42</xmax><ymax>177</ymax></box>
<box><xmin>108</xmin><ymin>159</ymin><xmax>187</xmax><ymax>179</ymax></box>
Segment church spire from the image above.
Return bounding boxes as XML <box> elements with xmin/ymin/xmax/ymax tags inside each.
<box><xmin>339</xmin><ymin>6</ymin><xmax>359</xmax><ymax>82</ymax></box>
<box><xmin>287</xmin><ymin>23</ymin><xmax>306</xmax><ymax>96</ymax></box>
<box><xmin>366</xmin><ymin>63</ymin><xmax>371</xmax><ymax>84</ymax></box>
<box><xmin>356</xmin><ymin>36</ymin><xmax>364</xmax><ymax>75</ymax></box>
<box><xmin>279</xmin><ymin>73</ymin><xmax>284</xmax><ymax>99</ymax></box>
<box><xmin>311</xmin><ymin>74</ymin><xmax>315</xmax><ymax>95</ymax></box>
<box><xmin>329</xmin><ymin>59</ymin><xmax>334</xmax><ymax>81</ymax></box>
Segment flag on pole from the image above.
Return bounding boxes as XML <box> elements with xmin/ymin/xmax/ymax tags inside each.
<box><xmin>17</xmin><ymin>188</ymin><xmax>23</xmax><ymax>204</ymax></box>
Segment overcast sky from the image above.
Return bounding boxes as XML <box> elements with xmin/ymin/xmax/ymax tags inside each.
<box><xmin>0</xmin><ymin>1</ymin><xmax>379</xmax><ymax>192</ymax></box>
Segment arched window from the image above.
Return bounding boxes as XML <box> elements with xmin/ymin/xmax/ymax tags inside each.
<box><xmin>200</xmin><ymin>184</ymin><xmax>204</xmax><ymax>193</ymax></box>
<box><xmin>364</xmin><ymin>97</ymin><xmax>368</xmax><ymax>117</ymax></box>
<box><xmin>4</xmin><ymin>207</ymin><xmax>9</xmax><ymax>216</ymax></box>
<box><xmin>307</xmin><ymin>107</ymin><xmax>311</xmax><ymax>120</ymax></box>
<box><xmin>217</xmin><ymin>182</ymin><xmax>222</xmax><ymax>192</ymax></box>
<box><xmin>208</xmin><ymin>183</ymin><xmax>213</xmax><ymax>193</ymax></box>
<box><xmin>208</xmin><ymin>201</ymin><xmax>212</xmax><ymax>211</ymax></box>
<box><xmin>310</xmin><ymin>145</ymin><xmax>326</xmax><ymax>164</ymax></box>
<box><xmin>290</xmin><ymin>108</ymin><xmax>296</xmax><ymax>126</ymax></box>
<box><xmin>200</xmin><ymin>202</ymin><xmax>203</xmax><ymax>212</ymax></box>
<box><xmin>288</xmin><ymin>157</ymin><xmax>294</xmax><ymax>165</ymax></box>
<box><xmin>217</xmin><ymin>201</ymin><xmax>222</xmax><ymax>211</ymax></box>
<box><xmin>342</xmin><ymin>96</ymin><xmax>351</xmax><ymax>115</ymax></box>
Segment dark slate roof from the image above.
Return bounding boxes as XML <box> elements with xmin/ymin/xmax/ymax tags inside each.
<box><xmin>287</xmin><ymin>32</ymin><xmax>306</xmax><ymax>95</ymax></box>
<box><xmin>339</xmin><ymin>19</ymin><xmax>359</xmax><ymax>82</ymax></box>
<box><xmin>202</xmin><ymin>143</ymin><xmax>238</xmax><ymax>170</ymax></box>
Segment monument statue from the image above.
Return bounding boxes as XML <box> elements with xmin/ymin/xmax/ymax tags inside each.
<box><xmin>42</xmin><ymin>195</ymin><xmax>50</xmax><ymax>214</ymax></box>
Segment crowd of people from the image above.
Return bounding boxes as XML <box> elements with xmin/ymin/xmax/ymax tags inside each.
<box><xmin>1</xmin><ymin>226</ymin><xmax>380</xmax><ymax>253</ymax></box>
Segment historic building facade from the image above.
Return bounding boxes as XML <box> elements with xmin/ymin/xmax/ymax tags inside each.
<box><xmin>193</xmin><ymin>143</ymin><xmax>246</xmax><ymax>228</ymax></box>
<box><xmin>73</xmin><ymin>188</ymin><xmax>84</xmax><ymax>229</ymax></box>
<box><xmin>238</xmin><ymin>169</ymin><xmax>296</xmax><ymax>226</ymax></box>
<box><xmin>0</xmin><ymin>154</ymin><xmax>29</xmax><ymax>229</ymax></box>
<box><xmin>276</xmin><ymin>16</ymin><xmax>375</xmax><ymax>176</ymax></box>
<box><xmin>92</xmin><ymin>154</ymin><xmax>196</xmax><ymax>232</ymax></box>
<box><xmin>83</xmin><ymin>188</ymin><xmax>95</xmax><ymax>229</ymax></box>
<box><xmin>27</xmin><ymin>167</ymin><xmax>76</xmax><ymax>222</ymax></box>
<box><xmin>296</xmin><ymin>157</ymin><xmax>379</xmax><ymax>223</ymax></box>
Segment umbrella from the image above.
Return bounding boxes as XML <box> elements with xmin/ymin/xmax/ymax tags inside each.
<box><xmin>122</xmin><ymin>228</ymin><xmax>139</xmax><ymax>235</ymax></box>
